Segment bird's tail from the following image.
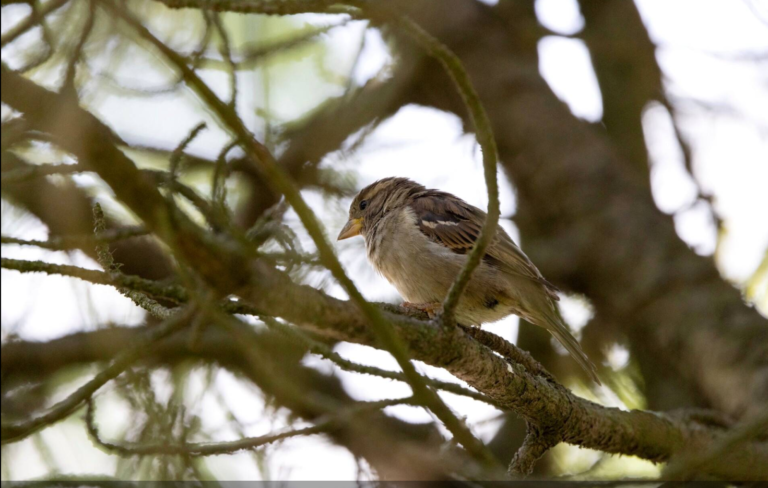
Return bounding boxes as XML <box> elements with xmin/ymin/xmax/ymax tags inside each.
<box><xmin>539</xmin><ymin>308</ymin><xmax>601</xmax><ymax>385</ymax></box>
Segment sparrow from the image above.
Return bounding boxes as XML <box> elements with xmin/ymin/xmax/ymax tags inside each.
<box><xmin>337</xmin><ymin>177</ymin><xmax>600</xmax><ymax>384</ymax></box>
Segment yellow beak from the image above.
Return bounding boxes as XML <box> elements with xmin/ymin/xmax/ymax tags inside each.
<box><xmin>337</xmin><ymin>218</ymin><xmax>363</xmax><ymax>240</ymax></box>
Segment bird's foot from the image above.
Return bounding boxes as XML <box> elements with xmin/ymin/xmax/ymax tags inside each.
<box><xmin>401</xmin><ymin>301</ymin><xmax>443</xmax><ymax>319</ymax></box>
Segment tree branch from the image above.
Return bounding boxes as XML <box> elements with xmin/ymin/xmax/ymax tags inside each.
<box><xmin>3</xmin><ymin>288</ymin><xmax>766</xmax><ymax>479</ymax></box>
<box><xmin>508</xmin><ymin>424</ymin><xmax>559</xmax><ymax>476</ymax></box>
<box><xmin>1</xmin><ymin>257</ymin><xmax>188</xmax><ymax>304</ymax></box>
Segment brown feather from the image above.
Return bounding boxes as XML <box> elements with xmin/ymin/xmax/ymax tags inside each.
<box><xmin>409</xmin><ymin>191</ymin><xmax>560</xmax><ymax>300</ymax></box>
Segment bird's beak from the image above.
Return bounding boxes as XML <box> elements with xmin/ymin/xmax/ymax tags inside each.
<box><xmin>337</xmin><ymin>218</ymin><xmax>363</xmax><ymax>240</ymax></box>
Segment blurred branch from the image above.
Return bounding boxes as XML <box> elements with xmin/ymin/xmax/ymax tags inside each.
<box><xmin>664</xmin><ymin>409</ymin><xmax>768</xmax><ymax>480</ymax></box>
<box><xmin>152</xmin><ymin>0</ymin><xmax>340</xmax><ymax>16</ymax></box>
<box><xmin>168</xmin><ymin>123</ymin><xmax>207</xmax><ymax>179</ymax></box>
<box><xmin>0</xmin><ymin>256</ymin><xmax>278</xmax><ymax>317</ymax></box>
<box><xmin>86</xmin><ymin>395</ymin><xmax>417</xmax><ymax>456</ymax></box>
<box><xmin>235</xmin><ymin>75</ymin><xmax>405</xmax><ymax>226</ymax></box>
<box><xmin>0</xmin><ymin>307</ymin><xmax>193</xmax><ymax>444</ymax></box>
<box><xmin>18</xmin><ymin>0</ymin><xmax>58</xmax><ymax>73</ymax></box>
<box><xmin>210</xmin><ymin>13</ymin><xmax>237</xmax><ymax>107</ymax></box>
<box><xmin>580</xmin><ymin>0</ymin><xmax>662</xmax><ymax>180</ymax></box>
<box><xmin>657</xmin><ymin>97</ymin><xmax>722</xmax><ymax>230</ymax></box>
<box><xmin>91</xmin><ymin>10</ymin><xmax>213</xmax><ymax>97</ymax></box>
<box><xmin>143</xmin><ymin>169</ymin><xmax>226</xmax><ymax>230</ymax></box>
<box><xmin>1</xmin><ymin>226</ymin><xmax>148</xmax><ymax>250</ymax></box>
<box><xmin>0</xmin><ymin>0</ymin><xmax>70</xmax><ymax>48</ymax></box>
<box><xmin>196</xmin><ymin>20</ymin><xmax>349</xmax><ymax>71</ymax></box>
<box><xmin>61</xmin><ymin>0</ymin><xmax>95</xmax><ymax>94</ymax></box>
<box><xmin>0</xmin><ymin>162</ymin><xmax>85</xmax><ymax>183</ymax></box>
<box><xmin>211</xmin><ymin>140</ymin><xmax>236</xmax><ymax>214</ymax></box>
<box><xmin>1</xmin><ymin>153</ymin><xmax>174</xmax><ymax>280</ymax></box>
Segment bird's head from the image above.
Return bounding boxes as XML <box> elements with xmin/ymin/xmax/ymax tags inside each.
<box><xmin>337</xmin><ymin>177</ymin><xmax>425</xmax><ymax>240</ymax></box>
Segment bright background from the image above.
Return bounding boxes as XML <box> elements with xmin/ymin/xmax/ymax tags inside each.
<box><xmin>2</xmin><ymin>0</ymin><xmax>767</xmax><ymax>480</ymax></box>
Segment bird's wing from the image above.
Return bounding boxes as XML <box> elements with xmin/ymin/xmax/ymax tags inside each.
<box><xmin>408</xmin><ymin>191</ymin><xmax>560</xmax><ymax>299</ymax></box>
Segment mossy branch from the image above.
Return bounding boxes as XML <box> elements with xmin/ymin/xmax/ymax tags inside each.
<box><xmin>92</xmin><ymin>203</ymin><xmax>174</xmax><ymax>319</ymax></box>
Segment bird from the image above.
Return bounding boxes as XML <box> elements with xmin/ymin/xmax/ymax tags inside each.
<box><xmin>337</xmin><ymin>177</ymin><xmax>600</xmax><ymax>384</ymax></box>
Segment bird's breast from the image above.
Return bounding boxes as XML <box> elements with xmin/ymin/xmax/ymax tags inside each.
<box><xmin>365</xmin><ymin>208</ymin><xmax>464</xmax><ymax>304</ymax></box>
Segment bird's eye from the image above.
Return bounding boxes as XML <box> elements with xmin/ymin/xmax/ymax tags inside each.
<box><xmin>359</xmin><ymin>200</ymin><xmax>368</xmax><ymax>210</ymax></box>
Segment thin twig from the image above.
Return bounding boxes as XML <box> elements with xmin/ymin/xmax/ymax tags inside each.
<box><xmin>143</xmin><ymin>169</ymin><xmax>219</xmax><ymax>227</ymax></box>
<box><xmin>62</xmin><ymin>0</ymin><xmax>96</xmax><ymax>95</ymax></box>
<box><xmin>1</xmin><ymin>257</ymin><xmax>188</xmax><ymax>303</ymax></box>
<box><xmin>0</xmin><ymin>256</ymin><xmax>274</xmax><ymax>317</ymax></box>
<box><xmin>169</xmin><ymin>122</ymin><xmax>207</xmax><ymax>178</ymax></box>
<box><xmin>92</xmin><ymin>11</ymin><xmax>213</xmax><ymax>97</ymax></box>
<box><xmin>197</xmin><ymin>21</ymin><xmax>349</xmax><ymax>71</ymax></box>
<box><xmin>212</xmin><ymin>139</ymin><xmax>238</xmax><ymax>212</ymax></box>
<box><xmin>210</xmin><ymin>13</ymin><xmax>237</xmax><ymax>107</ymax></box>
